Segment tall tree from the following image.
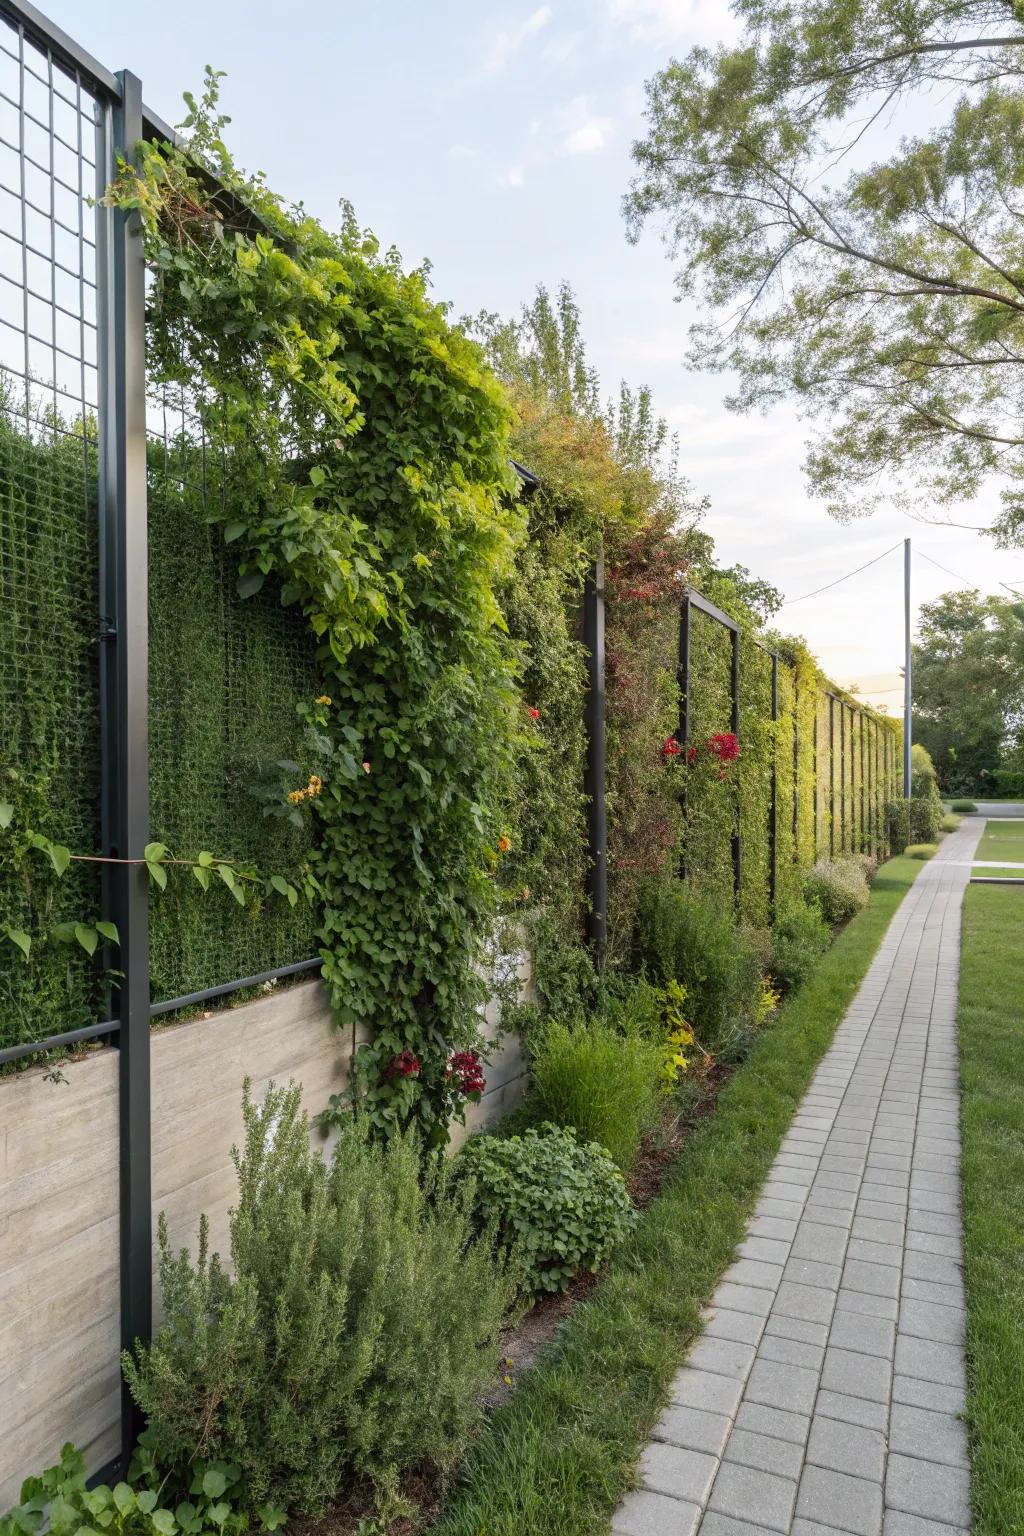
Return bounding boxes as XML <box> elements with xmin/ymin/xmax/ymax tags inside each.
<box><xmin>912</xmin><ymin>590</ymin><xmax>1024</xmax><ymax>788</ymax></box>
<box><xmin>624</xmin><ymin>2</ymin><xmax>1024</xmax><ymax>544</ymax></box>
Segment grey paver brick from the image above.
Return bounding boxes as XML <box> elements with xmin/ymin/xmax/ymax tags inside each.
<box><xmin>891</xmin><ymin>1373</ymin><xmax>966</xmax><ymax>1416</ymax></box>
<box><xmin>739</xmin><ymin>1235</ymin><xmax>792</xmax><ymax>1266</ymax></box>
<box><xmin>733</xmin><ymin>1400</ymin><xmax>811</xmax><ymax>1444</ymax></box>
<box><xmin>820</xmin><ymin>1345</ymin><xmax>892</xmax><ymax>1403</ymax></box>
<box><xmin>699</xmin><ymin>1515</ymin><xmax>786</xmax><ymax>1536</ymax></box>
<box><xmin>726</xmin><ymin>1259</ymin><xmax>786</xmax><ymax>1291</ymax></box>
<box><xmin>749</xmin><ymin>1214</ymin><xmax>799</xmax><ymax>1242</ymax></box>
<box><xmin>881</xmin><ymin>1511</ymin><xmax>970</xmax><ymax>1535</ymax></box>
<box><xmin>806</xmin><ymin>1414</ymin><xmax>886</xmax><ymax>1481</ymax></box>
<box><xmin>687</xmin><ymin>1336</ymin><xmax>757</xmax><ymax>1381</ymax></box>
<box><xmin>639</xmin><ymin>1441</ymin><xmax>718</xmax><ymax>1504</ymax></box>
<box><xmin>888</xmin><ymin>1403</ymin><xmax>969</xmax><ymax>1467</ymax></box>
<box><xmin>791</xmin><ymin>1221</ymin><xmax>849</xmax><ymax>1264</ymax></box>
<box><xmin>897</xmin><ymin>1298</ymin><xmax>965</xmax><ymax>1345</ymax></box>
<box><xmin>815</xmin><ymin>1388</ymin><xmax>889</xmax><ymax>1431</ymax></box>
<box><xmin>796</xmin><ymin>1464</ymin><xmax>884</xmax><ymax>1535</ymax></box>
<box><xmin>847</xmin><ymin>1237</ymin><xmax>904</xmax><ymax>1268</ymax></box>
<box><xmin>670</xmin><ymin>1368</ymin><xmax>745</xmax><ymax>1417</ymax></box>
<box><xmin>708</xmin><ymin>1462</ymin><xmax>798</xmax><ymax>1532</ymax></box>
<box><xmin>756</xmin><ymin>1331</ymin><xmax>824</xmax><ymax>1370</ymax></box>
<box><xmin>745</xmin><ymin>1357</ymin><xmax>819</xmax><ymax>1414</ymax></box>
<box><xmin>652</xmin><ymin>1402</ymin><xmax>732</xmax><ymax>1459</ymax></box>
<box><xmin>893</xmin><ymin>1334</ymin><xmax>965</xmax><ymax>1387</ymax></box>
<box><xmin>836</xmin><ymin>1286</ymin><xmax>900</xmax><ymax>1322</ymax></box>
<box><xmin>714</xmin><ymin>1282</ymin><xmax>775</xmax><ymax>1318</ymax></box>
<box><xmin>826</xmin><ymin>1309</ymin><xmax>895</xmax><ymax>1359</ymax></box>
<box><xmin>773</xmin><ymin>1280</ymin><xmax>837</xmax><ymax>1324</ymax></box>
<box><xmin>885</xmin><ymin>1454</ymin><xmax>971</xmax><ymax>1527</ymax></box>
<box><xmin>723</xmin><ymin>1427</ymin><xmax>804</xmax><ymax>1481</ymax></box>
<box><xmin>611</xmin><ymin>1488</ymin><xmax>700</xmax><ymax>1536</ymax></box>
<box><xmin>705</xmin><ymin>1308</ymin><xmax>767</xmax><ymax>1346</ymax></box>
<box><xmin>843</xmin><ymin>1259</ymin><xmax>902</xmax><ymax>1299</ymax></box>
<box><xmin>784</xmin><ymin>1256</ymin><xmax>843</xmax><ymax>1290</ymax></box>
<box><xmin>765</xmin><ymin>1312</ymin><xmax>829</xmax><ymax>1347</ymax></box>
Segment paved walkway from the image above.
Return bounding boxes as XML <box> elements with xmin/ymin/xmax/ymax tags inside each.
<box><xmin>613</xmin><ymin>819</ymin><xmax>983</xmax><ymax>1536</ymax></box>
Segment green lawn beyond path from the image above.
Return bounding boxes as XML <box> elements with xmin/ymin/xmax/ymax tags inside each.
<box><xmin>960</xmin><ymin>885</ymin><xmax>1024</xmax><ymax>1536</ymax></box>
<box><xmin>431</xmin><ymin>856</ymin><xmax>924</xmax><ymax>1536</ymax></box>
<box><xmin>975</xmin><ymin>820</ymin><xmax>1024</xmax><ymax>865</ymax></box>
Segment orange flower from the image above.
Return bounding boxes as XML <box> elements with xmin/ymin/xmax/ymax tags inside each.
<box><xmin>497</xmin><ymin>834</ymin><xmax>512</xmax><ymax>853</ymax></box>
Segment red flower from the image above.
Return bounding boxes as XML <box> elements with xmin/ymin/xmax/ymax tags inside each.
<box><xmin>385</xmin><ymin>1049</ymin><xmax>420</xmax><ymax>1079</ymax></box>
<box><xmin>527</xmin><ymin>706</ymin><xmax>540</xmax><ymax>720</ymax></box>
<box><xmin>686</xmin><ymin>745</ymin><xmax>698</xmax><ymax>766</ymax></box>
<box><xmin>661</xmin><ymin>736</ymin><xmax>681</xmax><ymax>759</ymax></box>
<box><xmin>708</xmin><ymin>731</ymin><xmax>741</xmax><ymax>762</ymax></box>
<box><xmin>447</xmin><ymin>1049</ymin><xmax>486</xmax><ymax>1096</ymax></box>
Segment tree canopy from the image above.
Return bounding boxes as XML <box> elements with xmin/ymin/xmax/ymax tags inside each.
<box><xmin>624</xmin><ymin>0</ymin><xmax>1024</xmax><ymax>544</ymax></box>
<box><xmin>912</xmin><ymin>588</ymin><xmax>1024</xmax><ymax>788</ymax></box>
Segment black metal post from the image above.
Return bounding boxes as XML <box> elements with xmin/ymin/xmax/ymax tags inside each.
<box><xmin>813</xmin><ymin>702</ymin><xmax>819</xmax><ymax>855</ymax></box>
<box><xmin>97</xmin><ymin>68</ymin><xmax>152</xmax><ymax>1472</ymax></box>
<box><xmin>731</xmin><ymin>627</ymin><xmax>741</xmax><ymax>897</ymax></box>
<box><xmin>828</xmin><ymin>695</ymin><xmax>835</xmax><ymax>856</ymax></box>
<box><xmin>583</xmin><ymin>553</ymin><xmax>607</xmax><ymax>963</ymax></box>
<box><xmin>677</xmin><ymin>593</ymin><xmax>691</xmax><ymax>880</ymax></box>
<box><xmin>859</xmin><ymin>712</ymin><xmax>866</xmax><ymax>852</ymax></box>
<box><xmin>769</xmin><ymin>653</ymin><xmax>778</xmax><ymax>912</ymax></box>
<box><xmin>792</xmin><ymin>670</ymin><xmax>799</xmax><ymax>858</ymax></box>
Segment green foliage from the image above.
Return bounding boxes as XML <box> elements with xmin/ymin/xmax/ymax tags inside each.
<box><xmin>633</xmin><ymin>879</ymin><xmax>762</xmax><ymax>1057</ymax></box>
<box><xmin>952</xmin><ymin>798</ymin><xmax>980</xmax><ymax>812</ymax></box>
<box><xmin>905</xmin><ymin>843</ymin><xmax>939</xmax><ymax>860</ymax></box>
<box><xmin>941</xmin><ymin>813</ymin><xmax>962</xmax><ymax>832</ymax></box>
<box><xmin>991</xmin><ymin>771</ymin><xmax>1024</xmax><ymax>796</ymax></box>
<box><xmin>459</xmin><ymin>1124</ymin><xmax>637</xmax><ymax>1294</ymax></box>
<box><xmin>107</xmin><ymin>77</ymin><xmax>523</xmax><ymax>1138</ymax></box>
<box><xmin>913</xmin><ymin>593</ymin><xmax>1024</xmax><ymax>793</ymax></box>
<box><xmin>770</xmin><ymin>901</ymin><xmax>831</xmax><ymax>993</ymax></box>
<box><xmin>123</xmin><ymin>1082</ymin><xmax>513</xmax><ymax>1518</ymax></box>
<box><xmin>0</xmin><ymin>1441</ymin><xmax>284</xmax><ymax>1536</ymax></box>
<box><xmin>528</xmin><ymin>1017</ymin><xmax>664</xmax><ymax>1170</ymax></box>
<box><xmin>886</xmin><ymin>799</ymin><xmax>911</xmax><ymax>855</ymax></box>
<box><xmin>909</xmin><ymin>746</ymin><xmax>945</xmax><ymax>844</ymax></box>
<box><xmin>803</xmin><ymin>857</ymin><xmax>870</xmax><ymax>926</ymax></box>
<box><xmin>624</xmin><ymin>0</ymin><xmax>1024</xmax><ymax>544</ymax></box>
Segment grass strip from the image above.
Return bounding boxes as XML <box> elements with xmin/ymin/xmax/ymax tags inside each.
<box><xmin>971</xmin><ymin>868</ymin><xmax>1024</xmax><ymax>882</ymax></box>
<box><xmin>959</xmin><ymin>885</ymin><xmax>1024</xmax><ymax>1536</ymax></box>
<box><xmin>975</xmin><ymin>821</ymin><xmax>1024</xmax><ymax>864</ymax></box>
<box><xmin>432</xmin><ymin>856</ymin><xmax>924</xmax><ymax>1536</ymax></box>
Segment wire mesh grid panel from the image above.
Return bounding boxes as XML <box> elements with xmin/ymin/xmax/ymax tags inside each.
<box><xmin>144</xmin><ymin>382</ymin><xmax>321</xmax><ymax>1003</ymax></box>
<box><xmin>0</xmin><ymin>13</ymin><xmax>106</xmax><ymax>1054</ymax></box>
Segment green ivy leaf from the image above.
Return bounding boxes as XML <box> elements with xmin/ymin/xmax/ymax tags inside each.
<box><xmin>192</xmin><ymin>864</ymin><xmax>211</xmax><ymax>891</ymax></box>
<box><xmin>48</xmin><ymin>843</ymin><xmax>72</xmax><ymax>877</ymax></box>
<box><xmin>95</xmin><ymin>921</ymin><xmax>120</xmax><ymax>945</ymax></box>
<box><xmin>74</xmin><ymin>924</ymin><xmax>99</xmax><ymax>957</ymax></box>
<box><xmin>5</xmin><ymin>927</ymin><xmax>30</xmax><ymax>959</ymax></box>
<box><xmin>201</xmin><ymin>1471</ymin><xmax>227</xmax><ymax>1500</ymax></box>
<box><xmin>222</xmin><ymin>521</ymin><xmax>246</xmax><ymax>543</ymax></box>
<box><xmin>257</xmin><ymin>1507</ymin><xmax>287</xmax><ymax>1533</ymax></box>
<box><xmin>0</xmin><ymin>802</ymin><xmax>13</xmax><ymax>829</ymax></box>
<box><xmin>150</xmin><ymin>1510</ymin><xmax>177</xmax><ymax>1536</ymax></box>
<box><xmin>236</xmin><ymin>569</ymin><xmax>265</xmax><ymax>600</ymax></box>
<box><xmin>135</xmin><ymin>1493</ymin><xmax>158</xmax><ymax>1515</ymax></box>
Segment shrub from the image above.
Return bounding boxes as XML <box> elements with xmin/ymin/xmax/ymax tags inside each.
<box><xmin>529</xmin><ymin>1017</ymin><xmax>663</xmax><ymax>1169</ymax></box>
<box><xmin>952</xmin><ymin>798</ymin><xmax>979</xmax><ymax>813</ymax></box>
<box><xmin>940</xmin><ymin>813</ymin><xmax>961</xmax><ymax>833</ymax></box>
<box><xmin>803</xmin><ymin>858</ymin><xmax>870</xmax><ymax>926</ymax></box>
<box><xmin>459</xmin><ymin>1124</ymin><xmax>637</xmax><ymax>1294</ymax></box>
<box><xmin>123</xmin><ymin>1083</ymin><xmax>514</xmax><ymax>1519</ymax></box>
<box><xmin>0</xmin><ymin>1441</ymin><xmax>278</xmax><ymax>1536</ymax></box>
<box><xmin>633</xmin><ymin>881</ymin><xmax>762</xmax><ymax>1054</ymax></box>
<box><xmin>909</xmin><ymin>792</ymin><xmax>943</xmax><ymax>844</ymax></box>
<box><xmin>853</xmin><ymin>852</ymin><xmax>879</xmax><ymax>884</ymax></box>
<box><xmin>885</xmin><ymin>798</ymin><xmax>910</xmax><ymax>854</ymax></box>
<box><xmin>771</xmin><ymin>901</ymin><xmax>831</xmax><ymax>992</ymax></box>
<box><xmin>905</xmin><ymin>842</ymin><xmax>938</xmax><ymax>860</ymax></box>
<box><xmin>992</xmin><ymin>769</ymin><xmax>1024</xmax><ymax>796</ymax></box>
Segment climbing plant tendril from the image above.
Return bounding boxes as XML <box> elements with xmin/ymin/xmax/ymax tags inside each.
<box><xmin>106</xmin><ymin>72</ymin><xmax>524</xmax><ymax>1142</ymax></box>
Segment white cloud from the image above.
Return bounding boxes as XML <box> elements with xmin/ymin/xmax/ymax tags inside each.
<box><xmin>542</xmin><ymin>31</ymin><xmax>582</xmax><ymax>64</ymax></box>
<box><xmin>447</xmin><ymin>143</ymin><xmax>479</xmax><ymax>162</ymax></box>
<box><xmin>498</xmin><ymin>164</ymin><xmax>526</xmax><ymax>188</ymax></box>
<box><xmin>605</xmin><ymin>0</ymin><xmax>740</xmax><ymax>47</ymax></box>
<box><xmin>556</xmin><ymin>95</ymin><xmax>614</xmax><ymax>155</ymax></box>
<box><xmin>483</xmin><ymin>6</ymin><xmax>552</xmax><ymax>72</ymax></box>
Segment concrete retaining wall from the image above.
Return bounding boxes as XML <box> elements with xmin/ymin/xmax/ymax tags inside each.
<box><xmin>0</xmin><ymin>976</ymin><xmax>527</xmax><ymax>1508</ymax></box>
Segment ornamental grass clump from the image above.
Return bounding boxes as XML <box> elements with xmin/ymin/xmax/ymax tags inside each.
<box><xmin>528</xmin><ymin>1017</ymin><xmax>663</xmax><ymax>1169</ymax></box>
<box><xmin>123</xmin><ymin>1082</ymin><xmax>514</xmax><ymax>1520</ymax></box>
<box><xmin>803</xmin><ymin>857</ymin><xmax>870</xmax><ymax>927</ymax></box>
<box><xmin>459</xmin><ymin>1124</ymin><xmax>637</xmax><ymax>1294</ymax></box>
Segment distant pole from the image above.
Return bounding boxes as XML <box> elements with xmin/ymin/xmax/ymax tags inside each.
<box><xmin>903</xmin><ymin>538</ymin><xmax>912</xmax><ymax>798</ymax></box>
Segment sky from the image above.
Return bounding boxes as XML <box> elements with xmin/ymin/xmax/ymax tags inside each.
<box><xmin>43</xmin><ymin>0</ymin><xmax>1024</xmax><ymax>709</ymax></box>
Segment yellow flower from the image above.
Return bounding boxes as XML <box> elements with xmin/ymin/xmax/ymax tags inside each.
<box><xmin>307</xmin><ymin>775</ymin><xmax>323</xmax><ymax>797</ymax></box>
<box><xmin>315</xmin><ymin>695</ymin><xmax>332</xmax><ymax>706</ymax></box>
<box><xmin>287</xmin><ymin>789</ymin><xmax>306</xmax><ymax>805</ymax></box>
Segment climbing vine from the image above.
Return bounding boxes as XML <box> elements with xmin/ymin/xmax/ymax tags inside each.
<box><xmin>106</xmin><ymin>73</ymin><xmax>523</xmax><ymax>1141</ymax></box>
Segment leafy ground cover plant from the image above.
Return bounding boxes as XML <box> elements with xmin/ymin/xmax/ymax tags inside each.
<box><xmin>528</xmin><ymin>1017</ymin><xmax>664</xmax><ymax>1170</ymax></box>
<box><xmin>803</xmin><ymin>857</ymin><xmax>870</xmax><ymax>926</ymax></box>
<box><xmin>632</xmin><ymin>880</ymin><xmax>762</xmax><ymax>1057</ymax></box>
<box><xmin>123</xmin><ymin>1082</ymin><xmax>513</xmax><ymax>1520</ymax></box>
<box><xmin>459</xmin><ymin>1124</ymin><xmax>637</xmax><ymax>1294</ymax></box>
<box><xmin>770</xmin><ymin>901</ymin><xmax>831</xmax><ymax>993</ymax></box>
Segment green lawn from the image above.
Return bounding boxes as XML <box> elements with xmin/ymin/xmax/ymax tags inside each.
<box><xmin>971</xmin><ymin>869</ymin><xmax>1024</xmax><ymax>882</ymax></box>
<box><xmin>975</xmin><ymin>820</ymin><xmax>1024</xmax><ymax>864</ymax></box>
<box><xmin>960</xmin><ymin>885</ymin><xmax>1024</xmax><ymax>1536</ymax></box>
<box><xmin>431</xmin><ymin>856</ymin><xmax>924</xmax><ymax>1536</ymax></box>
